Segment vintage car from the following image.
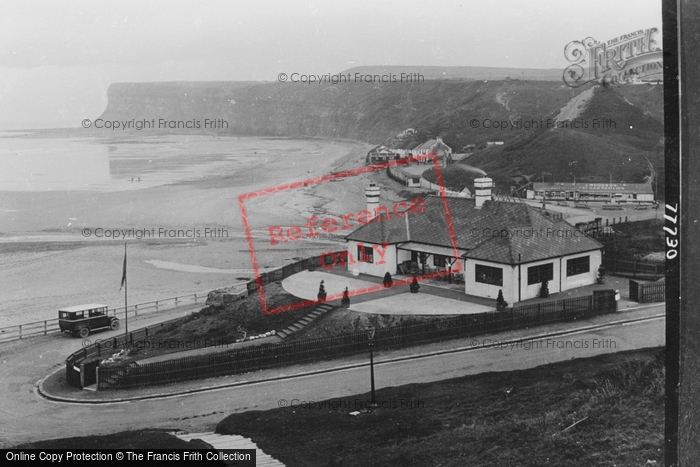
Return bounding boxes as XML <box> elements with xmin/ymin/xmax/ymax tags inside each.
<box><xmin>58</xmin><ymin>304</ymin><xmax>119</xmax><ymax>337</ymax></box>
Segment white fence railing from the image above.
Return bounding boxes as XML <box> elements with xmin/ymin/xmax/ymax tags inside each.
<box><xmin>0</xmin><ymin>290</ymin><xmax>212</xmax><ymax>343</ymax></box>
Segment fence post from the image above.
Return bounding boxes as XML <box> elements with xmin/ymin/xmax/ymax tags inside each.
<box><xmin>134</xmin><ymin>304</ymin><xmax>138</xmax><ymax>317</ymax></box>
<box><xmin>194</xmin><ymin>293</ymin><xmax>198</xmax><ymax>303</ymax></box>
<box><xmin>175</xmin><ymin>296</ymin><xmax>179</xmax><ymax>306</ymax></box>
<box><xmin>155</xmin><ymin>301</ymin><xmax>159</xmax><ymax>312</ymax></box>
<box><xmin>19</xmin><ymin>324</ymin><xmax>22</xmax><ymax>340</ymax></box>
<box><xmin>44</xmin><ymin>320</ymin><xmax>48</xmax><ymax>335</ymax></box>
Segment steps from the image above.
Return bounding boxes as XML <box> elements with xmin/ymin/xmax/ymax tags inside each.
<box><xmin>276</xmin><ymin>303</ymin><xmax>335</xmax><ymax>339</ymax></box>
<box><xmin>171</xmin><ymin>432</ymin><xmax>284</xmax><ymax>466</ymax></box>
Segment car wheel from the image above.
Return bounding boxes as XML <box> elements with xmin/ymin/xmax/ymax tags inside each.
<box><xmin>110</xmin><ymin>319</ymin><xmax>120</xmax><ymax>330</ymax></box>
<box><xmin>79</xmin><ymin>327</ymin><xmax>90</xmax><ymax>338</ymax></box>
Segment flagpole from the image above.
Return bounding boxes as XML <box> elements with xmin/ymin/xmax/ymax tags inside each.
<box><xmin>124</xmin><ymin>243</ymin><xmax>128</xmax><ymax>341</ymax></box>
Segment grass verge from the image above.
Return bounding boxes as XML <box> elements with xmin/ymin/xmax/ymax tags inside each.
<box><xmin>105</xmin><ymin>282</ymin><xmax>315</xmax><ymax>363</ymax></box>
<box><xmin>216</xmin><ymin>348</ymin><xmax>664</xmax><ymax>467</ymax></box>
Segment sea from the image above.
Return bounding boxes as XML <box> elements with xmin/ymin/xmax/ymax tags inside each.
<box><xmin>0</xmin><ymin>132</ymin><xmax>272</xmax><ymax>192</ymax></box>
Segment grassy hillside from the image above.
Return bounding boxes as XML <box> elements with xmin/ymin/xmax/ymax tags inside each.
<box><xmin>425</xmin><ymin>84</ymin><xmax>664</xmax><ymax>196</ymax></box>
<box><xmin>98</xmin><ymin>79</ymin><xmax>579</xmax><ymax>147</ymax></box>
<box><xmin>217</xmin><ymin>348</ymin><xmax>664</xmax><ymax>467</ymax></box>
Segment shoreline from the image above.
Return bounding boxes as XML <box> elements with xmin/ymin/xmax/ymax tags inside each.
<box><xmin>0</xmin><ymin>135</ymin><xmax>386</xmax><ymax>328</ymax></box>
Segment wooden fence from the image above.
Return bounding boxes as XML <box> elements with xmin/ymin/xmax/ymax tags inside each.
<box><xmin>93</xmin><ymin>290</ymin><xmax>617</xmax><ymax>390</ymax></box>
<box><xmin>602</xmin><ymin>255</ymin><xmax>664</xmax><ymax>279</ymax></box>
<box><xmin>66</xmin><ymin>251</ymin><xmax>343</xmax><ymax>388</ymax></box>
<box><xmin>629</xmin><ymin>279</ymin><xmax>665</xmax><ymax>303</ymax></box>
<box><xmin>0</xmin><ymin>290</ymin><xmax>212</xmax><ymax>343</ymax></box>
<box><xmin>246</xmin><ymin>251</ymin><xmax>346</xmax><ymax>296</ymax></box>
<box><xmin>65</xmin><ymin>314</ymin><xmax>193</xmax><ymax>388</ymax></box>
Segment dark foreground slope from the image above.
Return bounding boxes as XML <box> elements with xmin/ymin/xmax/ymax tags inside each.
<box><xmin>217</xmin><ymin>348</ymin><xmax>664</xmax><ymax>467</ymax></box>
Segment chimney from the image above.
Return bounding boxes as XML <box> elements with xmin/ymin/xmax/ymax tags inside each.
<box><xmin>474</xmin><ymin>177</ymin><xmax>493</xmax><ymax>209</ymax></box>
<box><xmin>365</xmin><ymin>183</ymin><xmax>380</xmax><ymax>220</ymax></box>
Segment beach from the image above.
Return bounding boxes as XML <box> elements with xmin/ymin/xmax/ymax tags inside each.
<box><xmin>0</xmin><ymin>133</ymin><xmax>384</xmax><ymax>327</ymax></box>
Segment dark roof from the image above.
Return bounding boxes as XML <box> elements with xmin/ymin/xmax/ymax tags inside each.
<box><xmin>388</xmin><ymin>140</ymin><xmax>420</xmax><ymax>150</ymax></box>
<box><xmin>345</xmin><ymin>197</ymin><xmax>602</xmax><ymax>265</ymax></box>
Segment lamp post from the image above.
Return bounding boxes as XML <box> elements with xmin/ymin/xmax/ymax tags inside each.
<box><xmin>367</xmin><ymin>326</ymin><xmax>377</xmax><ymax>409</ymax></box>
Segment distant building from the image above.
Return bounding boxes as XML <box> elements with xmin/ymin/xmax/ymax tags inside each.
<box><xmin>527</xmin><ymin>182</ymin><xmax>655</xmax><ymax>203</ymax></box>
<box><xmin>410</xmin><ymin>137</ymin><xmax>453</xmax><ymax>166</ymax></box>
<box><xmin>486</xmin><ymin>141</ymin><xmax>504</xmax><ymax>146</ymax></box>
<box><xmin>366</xmin><ymin>145</ymin><xmax>400</xmax><ymax>165</ymax></box>
<box><xmin>387</xmin><ymin>166</ymin><xmax>422</xmax><ymax>187</ymax></box>
<box><xmin>346</xmin><ymin>179</ymin><xmax>603</xmax><ymax>304</ymax></box>
<box><xmin>366</xmin><ymin>137</ymin><xmax>453</xmax><ymax>167</ymax></box>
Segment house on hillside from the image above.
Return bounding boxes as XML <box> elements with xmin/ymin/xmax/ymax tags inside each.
<box><xmin>366</xmin><ymin>145</ymin><xmax>400</xmax><ymax>165</ymax></box>
<box><xmin>411</xmin><ymin>137</ymin><xmax>453</xmax><ymax>166</ymax></box>
<box><xmin>345</xmin><ymin>179</ymin><xmax>603</xmax><ymax>304</ymax></box>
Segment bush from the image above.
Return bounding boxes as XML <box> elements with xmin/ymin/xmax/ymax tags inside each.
<box><xmin>496</xmin><ymin>289</ymin><xmax>508</xmax><ymax>310</ymax></box>
<box><xmin>383</xmin><ymin>272</ymin><xmax>393</xmax><ymax>287</ymax></box>
<box><xmin>539</xmin><ymin>280</ymin><xmax>549</xmax><ymax>298</ymax></box>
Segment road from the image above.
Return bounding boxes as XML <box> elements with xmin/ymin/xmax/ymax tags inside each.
<box><xmin>0</xmin><ymin>304</ymin><xmax>664</xmax><ymax>447</ymax></box>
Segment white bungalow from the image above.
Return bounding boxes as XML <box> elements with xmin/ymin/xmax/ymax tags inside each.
<box><xmin>410</xmin><ymin>137</ymin><xmax>453</xmax><ymax>166</ymax></box>
<box><xmin>345</xmin><ymin>179</ymin><xmax>603</xmax><ymax>304</ymax></box>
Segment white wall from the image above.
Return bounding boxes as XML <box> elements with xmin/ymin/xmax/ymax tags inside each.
<box><xmin>561</xmin><ymin>250</ymin><xmax>601</xmax><ymax>291</ymax></box>
<box><xmin>520</xmin><ymin>258</ymin><xmax>561</xmax><ymax>301</ymax></box>
<box><xmin>345</xmin><ymin>241</ymin><xmax>397</xmax><ymax>276</ymax></box>
<box><xmin>464</xmin><ymin>260</ymin><xmax>517</xmax><ymax>303</ymax></box>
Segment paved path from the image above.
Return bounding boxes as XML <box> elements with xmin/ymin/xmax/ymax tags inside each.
<box><xmin>282</xmin><ymin>269</ymin><xmax>639</xmax><ymax>312</ymax></box>
<box><xmin>0</xmin><ymin>302</ymin><xmax>662</xmax><ymax>447</ymax></box>
<box><xmin>172</xmin><ymin>432</ymin><xmax>284</xmax><ymax>466</ymax></box>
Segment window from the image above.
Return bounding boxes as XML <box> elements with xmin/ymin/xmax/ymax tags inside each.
<box><xmin>567</xmin><ymin>256</ymin><xmax>590</xmax><ymax>276</ymax></box>
<box><xmin>434</xmin><ymin>255</ymin><xmax>446</xmax><ymax>268</ymax></box>
<box><xmin>475</xmin><ymin>264</ymin><xmax>503</xmax><ymax>286</ymax></box>
<box><xmin>358</xmin><ymin>245</ymin><xmax>374</xmax><ymax>263</ymax></box>
<box><xmin>527</xmin><ymin>263</ymin><xmax>553</xmax><ymax>285</ymax></box>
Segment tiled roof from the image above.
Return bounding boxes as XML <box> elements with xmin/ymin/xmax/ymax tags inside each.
<box><xmin>413</xmin><ymin>139</ymin><xmax>438</xmax><ymax>150</ymax></box>
<box><xmin>345</xmin><ymin>197</ymin><xmax>602</xmax><ymax>265</ymax></box>
<box><xmin>389</xmin><ymin>140</ymin><xmax>420</xmax><ymax>150</ymax></box>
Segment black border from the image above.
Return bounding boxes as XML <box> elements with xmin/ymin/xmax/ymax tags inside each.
<box><xmin>663</xmin><ymin>0</ymin><xmax>680</xmax><ymax>464</ymax></box>
<box><xmin>677</xmin><ymin>1</ymin><xmax>700</xmax><ymax>465</ymax></box>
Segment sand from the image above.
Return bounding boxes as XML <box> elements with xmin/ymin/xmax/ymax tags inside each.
<box><xmin>0</xmin><ymin>135</ymin><xmax>392</xmax><ymax>328</ymax></box>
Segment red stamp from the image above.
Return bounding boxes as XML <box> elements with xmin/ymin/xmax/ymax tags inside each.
<box><xmin>238</xmin><ymin>153</ymin><xmax>461</xmax><ymax>315</ymax></box>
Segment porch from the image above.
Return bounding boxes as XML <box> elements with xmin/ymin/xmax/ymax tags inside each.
<box><xmin>395</xmin><ymin>242</ymin><xmax>466</xmax><ymax>288</ymax></box>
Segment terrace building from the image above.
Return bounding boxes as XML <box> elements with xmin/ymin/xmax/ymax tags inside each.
<box><xmin>528</xmin><ymin>182</ymin><xmax>655</xmax><ymax>204</ymax></box>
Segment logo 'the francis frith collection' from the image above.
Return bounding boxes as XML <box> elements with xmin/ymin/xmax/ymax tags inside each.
<box><xmin>563</xmin><ymin>27</ymin><xmax>662</xmax><ymax>88</ymax></box>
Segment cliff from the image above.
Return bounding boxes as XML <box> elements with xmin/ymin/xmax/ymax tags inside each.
<box><xmin>98</xmin><ymin>78</ymin><xmax>579</xmax><ymax>146</ymax></box>
<box><xmin>97</xmin><ymin>77</ymin><xmax>663</xmax><ymax>190</ymax></box>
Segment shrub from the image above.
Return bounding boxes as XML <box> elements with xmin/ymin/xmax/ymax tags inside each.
<box><xmin>383</xmin><ymin>272</ymin><xmax>393</xmax><ymax>287</ymax></box>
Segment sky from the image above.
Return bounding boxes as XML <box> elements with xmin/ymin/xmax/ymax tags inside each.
<box><xmin>0</xmin><ymin>0</ymin><xmax>663</xmax><ymax>130</ymax></box>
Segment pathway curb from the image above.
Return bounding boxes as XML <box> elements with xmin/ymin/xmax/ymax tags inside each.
<box><xmin>36</xmin><ymin>308</ymin><xmax>665</xmax><ymax>405</ymax></box>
